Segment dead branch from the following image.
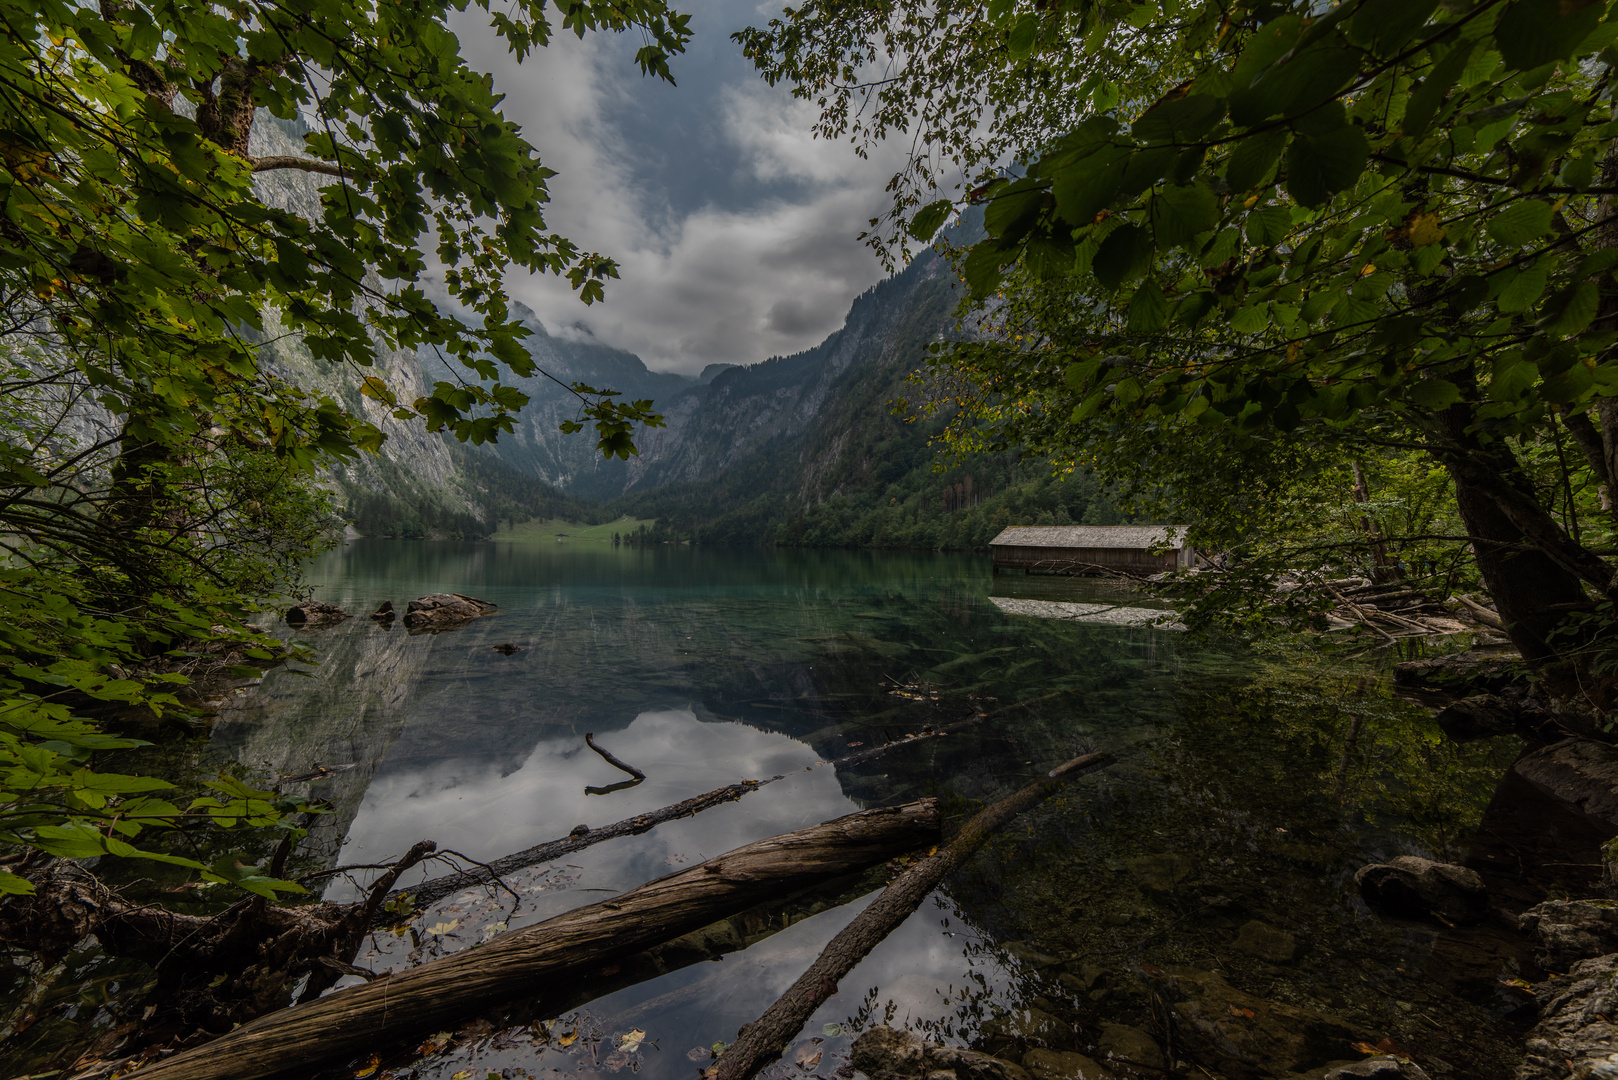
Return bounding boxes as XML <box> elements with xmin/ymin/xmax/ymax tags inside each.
<box><xmin>585</xmin><ymin>732</ymin><xmax>646</xmax><ymax>780</ymax></box>
<box><xmin>712</xmin><ymin>751</ymin><xmax>1113</xmax><ymax>1080</ymax></box>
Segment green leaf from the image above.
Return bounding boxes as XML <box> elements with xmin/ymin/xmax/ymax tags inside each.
<box><xmin>1008</xmin><ymin>12</ymin><xmax>1040</xmax><ymax>59</ymax></box>
<box><xmin>1226</xmin><ymin>128</ymin><xmax>1289</xmax><ymax>191</ymax></box>
<box><xmin>1052</xmin><ymin>149</ymin><xmax>1129</xmax><ymax>226</ymax></box>
<box><xmin>1246</xmin><ymin>206</ymin><xmax>1293</xmax><ymax>246</ymax></box>
<box><xmin>1403</xmin><ymin>40</ymin><xmax>1476</xmax><ymax>139</ymax></box>
<box><xmin>1540</xmin><ymin>279</ymin><xmax>1600</xmax><ymax>336</ymax></box>
<box><xmin>1487</xmin><ymin>200</ymin><xmax>1554</xmax><ymax>246</ymax></box>
<box><xmin>908</xmin><ymin>200</ymin><xmax>953</xmax><ymax>242</ymax></box>
<box><xmin>1150</xmin><ymin>182</ymin><xmax>1221</xmax><ymax>248</ymax></box>
<box><xmin>1092</xmin><ymin>225</ymin><xmax>1155</xmax><ymax>290</ymax></box>
<box><xmin>1229</xmin><ymin>46</ymin><xmax>1362</xmax><ymax>127</ymax></box>
<box><xmin>1495</xmin><ymin>0</ymin><xmax>1606</xmax><ymax>70</ymax></box>
<box><xmin>1408</xmin><ymin>379</ymin><xmax>1462</xmax><ymax>408</ymax></box>
<box><xmin>1349</xmin><ymin>0</ymin><xmax>1441</xmax><ymax>56</ymax></box>
<box><xmin>1127</xmin><ymin>280</ymin><xmax>1169</xmax><ymax>332</ymax></box>
<box><xmin>1285</xmin><ymin>125</ymin><xmax>1370</xmax><ymax>208</ymax></box>
<box><xmin>1497</xmin><ymin>265</ymin><xmax>1550</xmax><ymax>311</ymax></box>
<box><xmin>1132</xmin><ymin>94</ymin><xmax>1225</xmax><ymax>144</ymax></box>
<box><xmin>0</xmin><ymin>869</ymin><xmax>33</xmax><ymax>896</ymax></box>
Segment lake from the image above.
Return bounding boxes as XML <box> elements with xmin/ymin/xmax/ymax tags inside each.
<box><xmin>3</xmin><ymin>540</ymin><xmax>1558</xmax><ymax>1079</ymax></box>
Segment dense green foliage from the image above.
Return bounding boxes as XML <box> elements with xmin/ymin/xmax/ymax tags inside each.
<box><xmin>741</xmin><ymin>0</ymin><xmax>1618</xmax><ymax>719</ymax></box>
<box><xmin>0</xmin><ymin>0</ymin><xmax>686</xmax><ymax>892</ymax></box>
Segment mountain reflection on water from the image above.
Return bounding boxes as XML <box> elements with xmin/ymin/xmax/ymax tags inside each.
<box><xmin>203</xmin><ymin>540</ymin><xmax>1533</xmax><ymax>1080</ymax></box>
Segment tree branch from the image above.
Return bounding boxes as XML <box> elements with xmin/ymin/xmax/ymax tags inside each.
<box><xmin>250</xmin><ymin>156</ymin><xmax>344</xmax><ymax>177</ymax></box>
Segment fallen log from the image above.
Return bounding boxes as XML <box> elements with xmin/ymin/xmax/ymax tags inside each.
<box><xmin>712</xmin><ymin>750</ymin><xmax>1113</xmax><ymax>1080</ymax></box>
<box><xmin>129</xmin><ymin>799</ymin><xmax>942</xmax><ymax>1080</ymax></box>
<box><xmin>379</xmin><ymin>777</ymin><xmax>776</xmax><ymax>921</ymax></box>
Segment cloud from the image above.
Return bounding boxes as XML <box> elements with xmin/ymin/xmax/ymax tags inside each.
<box><xmin>449</xmin><ymin>4</ymin><xmax>908</xmax><ymax>374</ymax></box>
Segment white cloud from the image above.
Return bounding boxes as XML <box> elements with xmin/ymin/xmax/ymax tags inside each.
<box><xmin>449</xmin><ymin>8</ymin><xmax>909</xmax><ymax>374</ymax></box>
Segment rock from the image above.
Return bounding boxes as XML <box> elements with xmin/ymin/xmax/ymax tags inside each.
<box><xmin>568</xmin><ymin>824</ymin><xmax>589</xmax><ymax>837</ymax></box>
<box><xmin>401</xmin><ymin>593</ymin><xmax>497</xmax><ymax>632</ymax></box>
<box><xmin>1005</xmin><ymin>941</ymin><xmax>1063</xmax><ymax>970</ymax></box>
<box><xmin>1095</xmin><ymin>1024</ymin><xmax>1162</xmax><ymax>1073</ymax></box>
<box><xmin>1125</xmin><ymin>853</ymin><xmax>1192</xmax><ymax>894</ymax></box>
<box><xmin>1392</xmin><ymin>651</ymin><xmax>1522</xmax><ymax>693</ymax></box>
<box><xmin>490</xmin><ymin>643</ymin><xmax>522</xmax><ymax>655</ymax></box>
<box><xmin>850</xmin><ymin>1026</ymin><xmax>1030</xmax><ymax>1080</ymax></box>
<box><xmin>1020</xmin><ymin>1049</ymin><xmax>1112</xmax><ymax>1080</ymax></box>
<box><xmin>1162</xmin><ymin>967</ymin><xmax>1363</xmax><ymax>1077</ymax></box>
<box><xmin>1604</xmin><ymin>840</ymin><xmax>1618</xmax><ymax>901</ymax></box>
<box><xmin>369</xmin><ymin>600</ymin><xmax>394</xmax><ymax>623</ymax></box>
<box><xmin>1515</xmin><ymin>740</ymin><xmax>1618</xmax><ymax>830</ymax></box>
<box><xmin>1320</xmin><ymin>1059</ymin><xmax>1432</xmax><ymax>1079</ymax></box>
<box><xmin>1354</xmin><ymin>856</ymin><xmax>1487</xmax><ymax>923</ymax></box>
<box><xmin>982</xmin><ymin>1008</ymin><xmax>1073</xmax><ymax>1047</ymax></box>
<box><xmin>1233</xmin><ymin>920</ymin><xmax>1297</xmax><ymax>963</ymax></box>
<box><xmin>652</xmin><ymin>919</ymin><xmax>743</xmax><ymax>968</ymax></box>
<box><xmin>285</xmin><ymin>600</ymin><xmax>349</xmax><ymax>628</ymax></box>
<box><xmin>1520</xmin><ymin>900</ymin><xmax>1618</xmax><ymax>969</ymax></box>
<box><xmin>1515</xmin><ymin>954</ymin><xmax>1618</xmax><ymax>1080</ymax></box>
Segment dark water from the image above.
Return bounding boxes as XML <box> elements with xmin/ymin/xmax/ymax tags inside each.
<box><xmin>3</xmin><ymin>541</ymin><xmax>1567</xmax><ymax>1079</ymax></box>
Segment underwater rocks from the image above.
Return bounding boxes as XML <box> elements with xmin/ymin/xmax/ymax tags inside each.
<box><xmin>1354</xmin><ymin>856</ymin><xmax>1487</xmax><ymax>923</ymax></box>
<box><xmin>284</xmin><ymin>600</ymin><xmax>349</xmax><ymax>628</ymax></box>
<box><xmin>1515</xmin><ymin>954</ymin><xmax>1618</xmax><ymax>1080</ymax></box>
<box><xmin>1514</xmin><ymin>740</ymin><xmax>1618</xmax><ymax>831</ymax></box>
<box><xmin>1095</xmin><ymin>1023</ymin><xmax>1163</xmax><ymax>1073</ymax></box>
<box><xmin>1020</xmin><ymin>1049</ymin><xmax>1112</xmax><ymax>1080</ymax></box>
<box><xmin>1161</xmin><ymin>967</ymin><xmax>1363</xmax><ymax>1077</ymax></box>
<box><xmin>1233</xmin><ymin>920</ymin><xmax>1298</xmax><ymax>963</ymax></box>
<box><xmin>850</xmin><ymin>1026</ymin><xmax>1031</xmax><ymax>1080</ymax></box>
<box><xmin>401</xmin><ymin>593</ymin><xmax>497</xmax><ymax>631</ymax></box>
<box><xmin>1433</xmin><ymin>691</ymin><xmax>1552</xmax><ymax>742</ymax></box>
<box><xmin>1520</xmin><ymin>900</ymin><xmax>1618</xmax><ymax>970</ymax></box>
<box><xmin>1311</xmin><ymin>1058</ymin><xmax>1432</xmax><ymax>1079</ymax></box>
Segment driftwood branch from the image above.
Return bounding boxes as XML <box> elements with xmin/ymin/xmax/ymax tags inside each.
<box><xmin>713</xmin><ymin>751</ymin><xmax>1114</xmax><ymax>1080</ymax></box>
<box><xmin>132</xmin><ymin>800</ymin><xmax>943</xmax><ymax>1080</ymax></box>
<box><xmin>381</xmin><ymin>778</ymin><xmax>773</xmax><ymax>921</ymax></box>
<box><xmin>586</xmin><ymin>732</ymin><xmax>646</xmax><ymax>779</ymax></box>
<box><xmin>249</xmin><ymin>155</ymin><xmax>344</xmax><ymax>176</ymax></box>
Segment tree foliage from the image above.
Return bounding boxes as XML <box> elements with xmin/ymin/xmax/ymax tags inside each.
<box><xmin>0</xmin><ymin>0</ymin><xmax>687</xmax><ymax>892</ymax></box>
<box><xmin>742</xmin><ymin>0</ymin><xmax>1618</xmax><ymax>723</ymax></box>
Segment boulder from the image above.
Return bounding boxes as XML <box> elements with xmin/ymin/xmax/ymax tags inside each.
<box><xmin>1162</xmin><ymin>967</ymin><xmax>1363</xmax><ymax>1077</ymax></box>
<box><xmin>1233</xmin><ymin>920</ymin><xmax>1297</xmax><ymax>963</ymax></box>
<box><xmin>850</xmin><ymin>1026</ymin><xmax>1030</xmax><ymax>1080</ymax></box>
<box><xmin>981</xmin><ymin>1007</ymin><xmax>1073</xmax><ymax>1048</ymax></box>
<box><xmin>1392</xmin><ymin>651</ymin><xmax>1522</xmax><ymax>694</ymax></box>
<box><xmin>401</xmin><ymin>593</ymin><xmax>497</xmax><ymax>632</ymax></box>
<box><xmin>1095</xmin><ymin>1024</ymin><xmax>1162</xmax><ymax>1073</ymax></box>
<box><xmin>284</xmin><ymin>600</ymin><xmax>348</xmax><ymax>628</ymax></box>
<box><xmin>1020</xmin><ymin>1049</ymin><xmax>1112</xmax><ymax>1080</ymax></box>
<box><xmin>369</xmin><ymin>600</ymin><xmax>394</xmax><ymax>623</ymax></box>
<box><xmin>1520</xmin><ymin>900</ymin><xmax>1618</xmax><ymax>970</ymax></box>
<box><xmin>1432</xmin><ymin>694</ymin><xmax>1527</xmax><ymax>741</ymax></box>
<box><xmin>1515</xmin><ymin>954</ymin><xmax>1618</xmax><ymax>1080</ymax></box>
<box><xmin>1514</xmin><ymin>740</ymin><xmax>1618</xmax><ymax>830</ymax></box>
<box><xmin>1354</xmin><ymin>856</ymin><xmax>1487</xmax><ymax>923</ymax></box>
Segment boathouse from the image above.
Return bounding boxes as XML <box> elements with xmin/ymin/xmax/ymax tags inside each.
<box><xmin>988</xmin><ymin>525</ymin><xmax>1196</xmax><ymax>576</ymax></box>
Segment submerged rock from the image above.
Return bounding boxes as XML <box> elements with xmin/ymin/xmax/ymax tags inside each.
<box><xmin>1433</xmin><ymin>693</ymin><xmax>1529</xmax><ymax>741</ymax></box>
<box><xmin>285</xmin><ymin>600</ymin><xmax>349</xmax><ymax>628</ymax></box>
<box><xmin>1021</xmin><ymin>1049</ymin><xmax>1111</xmax><ymax>1080</ymax></box>
<box><xmin>1125</xmin><ymin>853</ymin><xmax>1192</xmax><ymax>894</ymax></box>
<box><xmin>1354</xmin><ymin>856</ymin><xmax>1487</xmax><ymax>923</ymax></box>
<box><xmin>1520</xmin><ymin>900</ymin><xmax>1618</xmax><ymax>970</ymax></box>
<box><xmin>1514</xmin><ymin>740</ymin><xmax>1618</xmax><ymax>831</ymax></box>
<box><xmin>1233</xmin><ymin>920</ymin><xmax>1298</xmax><ymax>963</ymax></box>
<box><xmin>1516</xmin><ymin>954</ymin><xmax>1618</xmax><ymax>1080</ymax></box>
<box><xmin>850</xmin><ymin>1026</ymin><xmax>1030</xmax><ymax>1080</ymax></box>
<box><xmin>401</xmin><ymin>593</ymin><xmax>497</xmax><ymax>631</ymax></box>
<box><xmin>1095</xmin><ymin>1023</ymin><xmax>1162</xmax><ymax>1073</ymax></box>
<box><xmin>1162</xmin><ymin>967</ymin><xmax>1363</xmax><ymax>1077</ymax></box>
<box><xmin>490</xmin><ymin>642</ymin><xmax>522</xmax><ymax>655</ymax></box>
<box><xmin>370</xmin><ymin>600</ymin><xmax>394</xmax><ymax>623</ymax></box>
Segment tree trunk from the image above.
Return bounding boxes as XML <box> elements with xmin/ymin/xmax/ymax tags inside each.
<box><xmin>1349</xmin><ymin>460</ymin><xmax>1399</xmax><ymax>584</ymax></box>
<box><xmin>124</xmin><ymin>800</ymin><xmax>942</xmax><ymax>1080</ymax></box>
<box><xmin>713</xmin><ymin>753</ymin><xmax>1112</xmax><ymax>1080</ymax></box>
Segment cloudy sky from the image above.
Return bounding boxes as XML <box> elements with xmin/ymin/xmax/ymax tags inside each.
<box><xmin>450</xmin><ymin>1</ymin><xmax>908</xmax><ymax>376</ymax></box>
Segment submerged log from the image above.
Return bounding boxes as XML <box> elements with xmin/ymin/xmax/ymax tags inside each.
<box><xmin>382</xmin><ymin>777</ymin><xmax>775</xmax><ymax>920</ymax></box>
<box><xmin>713</xmin><ymin>751</ymin><xmax>1113</xmax><ymax>1080</ymax></box>
<box><xmin>130</xmin><ymin>799</ymin><xmax>942</xmax><ymax>1080</ymax></box>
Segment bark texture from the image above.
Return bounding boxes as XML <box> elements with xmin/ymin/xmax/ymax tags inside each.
<box><xmin>127</xmin><ymin>800</ymin><xmax>942</xmax><ymax>1080</ymax></box>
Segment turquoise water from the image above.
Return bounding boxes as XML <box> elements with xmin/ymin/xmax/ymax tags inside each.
<box><xmin>3</xmin><ymin>541</ymin><xmax>1547</xmax><ymax>1079</ymax></box>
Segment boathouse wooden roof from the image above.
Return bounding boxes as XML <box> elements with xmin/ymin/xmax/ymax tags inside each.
<box><xmin>988</xmin><ymin>525</ymin><xmax>1189</xmax><ymax>550</ymax></box>
<box><xmin>988</xmin><ymin>525</ymin><xmax>1194</xmax><ymax>575</ymax></box>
